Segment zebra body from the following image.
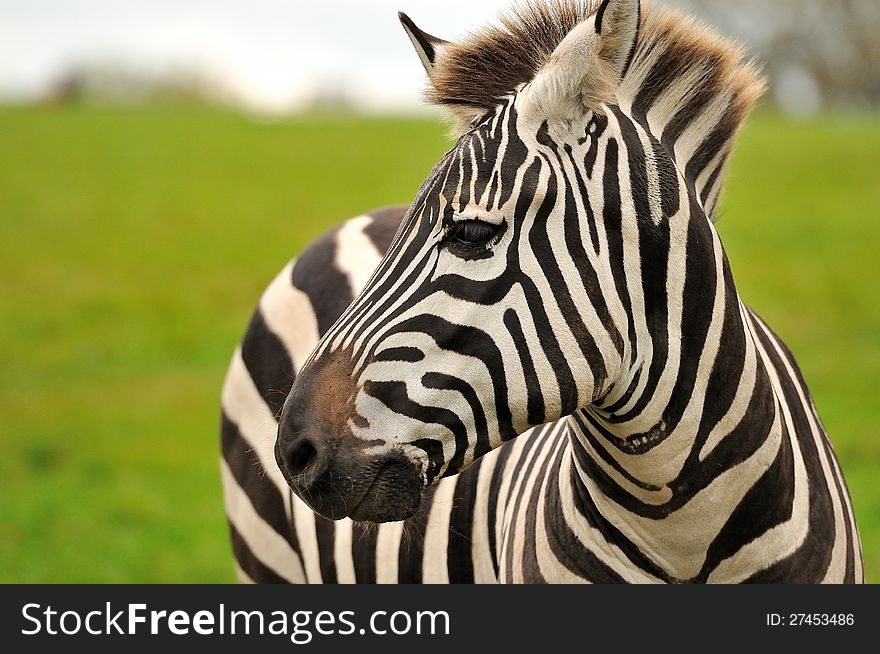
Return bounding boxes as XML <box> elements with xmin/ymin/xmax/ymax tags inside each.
<box><xmin>221</xmin><ymin>0</ymin><xmax>863</xmax><ymax>583</ymax></box>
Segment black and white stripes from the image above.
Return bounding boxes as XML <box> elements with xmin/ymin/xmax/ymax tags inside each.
<box><xmin>221</xmin><ymin>0</ymin><xmax>862</xmax><ymax>583</ymax></box>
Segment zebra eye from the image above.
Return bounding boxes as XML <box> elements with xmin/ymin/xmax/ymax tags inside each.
<box><xmin>446</xmin><ymin>220</ymin><xmax>501</xmax><ymax>248</ymax></box>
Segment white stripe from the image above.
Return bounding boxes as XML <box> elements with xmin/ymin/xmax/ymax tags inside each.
<box><xmin>699</xmin><ymin>301</ymin><xmax>759</xmax><ymax>461</ymax></box>
<box><xmin>221</xmin><ymin>459</ymin><xmax>304</xmax><ymax>582</ymax></box>
<box><xmin>617</xmin><ymin>37</ymin><xmax>665</xmax><ymax>115</ymax></box>
<box><xmin>645</xmin><ymin>67</ymin><xmax>702</xmax><ymax>139</ymax></box>
<box><xmin>562</xmin><ymin>440</ymin><xmax>665</xmax><ymax>583</ymax></box>
<box><xmin>291</xmin><ymin>495</ymin><xmax>323</xmax><ymax>583</ymax></box>
<box><xmin>334</xmin><ymin>215</ymin><xmax>385</xmax><ymax>295</ymax></box>
<box><xmin>260</xmin><ymin>259</ymin><xmax>321</xmax><ymax>371</ymax></box>
<box><xmin>472</xmin><ymin>449</ymin><xmax>501</xmax><ymax>583</ymax></box>
<box><xmin>421</xmin><ymin>477</ymin><xmax>458</xmax><ymax>583</ymax></box>
<box><xmin>509</xmin><ymin>426</ymin><xmax>559</xmax><ymax>583</ymax></box>
<box><xmin>333</xmin><ymin>520</ymin><xmax>358</xmax><ymax>584</ymax></box>
<box><xmin>221</xmin><ymin>349</ymin><xmax>290</xmax><ymax>507</ymax></box>
<box><xmin>493</xmin><ymin>435</ymin><xmax>530</xmax><ymax>581</ymax></box>
<box><xmin>584</xmin><ymin>408</ymin><xmax>783</xmax><ymax>582</ymax></box>
<box><xmin>234</xmin><ymin>562</ymin><xmax>255</xmax><ymax>584</ymax></box>
<box><xmin>693</xmin><ymin>146</ymin><xmax>728</xmax><ymax>206</ymax></box>
<box><xmin>707</xmin><ymin>316</ymin><xmax>811</xmax><ymax>582</ymax></box>
<box><xmin>535</xmin><ymin>438</ymin><xmax>593</xmax><ymax>583</ymax></box>
<box><xmin>829</xmin><ymin>450</ymin><xmax>864</xmax><ymax>582</ymax></box>
<box><xmin>674</xmin><ymin>90</ymin><xmax>733</xmax><ymax>169</ymax></box>
<box><xmin>375</xmin><ymin>522</ymin><xmax>405</xmax><ymax>583</ymax></box>
<box><xmin>498</xmin><ymin>428</ymin><xmax>551</xmax><ymax>583</ymax></box>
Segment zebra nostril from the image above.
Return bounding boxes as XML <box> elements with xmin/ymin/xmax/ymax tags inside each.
<box><xmin>285</xmin><ymin>438</ymin><xmax>318</xmax><ymax>479</ymax></box>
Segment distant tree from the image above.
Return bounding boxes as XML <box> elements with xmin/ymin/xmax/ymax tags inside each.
<box><xmin>670</xmin><ymin>0</ymin><xmax>880</xmax><ymax>111</ymax></box>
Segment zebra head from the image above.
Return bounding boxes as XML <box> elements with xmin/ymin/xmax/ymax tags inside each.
<box><xmin>276</xmin><ymin>0</ymin><xmax>749</xmax><ymax>522</ymax></box>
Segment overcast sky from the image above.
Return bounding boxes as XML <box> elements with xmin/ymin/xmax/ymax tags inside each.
<box><xmin>0</xmin><ymin>0</ymin><xmax>526</xmax><ymax>111</ymax></box>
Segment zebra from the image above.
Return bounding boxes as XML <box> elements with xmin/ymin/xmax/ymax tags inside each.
<box><xmin>221</xmin><ymin>0</ymin><xmax>863</xmax><ymax>583</ymax></box>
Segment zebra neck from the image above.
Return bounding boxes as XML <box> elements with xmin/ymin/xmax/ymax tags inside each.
<box><xmin>559</xmin><ymin>297</ymin><xmax>786</xmax><ymax>581</ymax></box>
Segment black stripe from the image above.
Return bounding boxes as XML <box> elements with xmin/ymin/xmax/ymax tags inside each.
<box><xmin>382</xmin><ymin>313</ymin><xmax>517</xmax><ymax>453</ymax></box>
<box><xmin>422</xmin><ymin>372</ymin><xmax>491</xmax><ymax>461</ymax></box>
<box><xmin>486</xmin><ymin>441</ymin><xmax>516</xmax><ymax>579</ymax></box>
<box><xmin>291</xmin><ymin>227</ymin><xmax>353</xmax><ymax>336</ymax></box>
<box><xmin>572</xmin><ymin>410</ymin><xmax>664</xmax><ymax>494</ymax></box>
<box><xmin>374</xmin><ymin>346</ymin><xmax>425</xmax><ymax>363</ymax></box>
<box><xmin>363</xmin><ymin>205</ymin><xmax>407</xmax><ymax>254</ymax></box>
<box><xmin>503</xmin><ymin>431</ymin><xmax>549</xmax><ymax>581</ymax></box>
<box><xmin>314</xmin><ymin>517</ymin><xmax>338</xmax><ymax>584</ymax></box>
<box><xmin>351</xmin><ymin>523</ymin><xmax>379</xmax><ymax>584</ymax></box>
<box><xmin>816</xmin><ymin>428</ymin><xmax>857</xmax><ymax>582</ymax></box>
<box><xmin>518</xmin><ymin>429</ymin><xmax>561</xmax><ymax>583</ymax></box>
<box><xmin>345</xmin><ymin>217</ymin><xmax>440</xmax><ymax>365</ymax></box>
<box><xmin>627</xmin><ymin>195</ymin><xmax>711</xmax><ymax>433</ymax></box>
<box><xmin>447</xmin><ymin>461</ymin><xmax>481</xmax><ymax>583</ymax></box>
<box><xmin>699</xmin><ymin>421</ymin><xmax>793</xmax><ymax>582</ymax></box>
<box><xmin>602</xmin><ymin>110</ymin><xmax>671</xmax><ymax>419</ymax></box>
<box><xmin>699</xmin><ymin>156</ymin><xmax>726</xmax><ymax>208</ymax></box>
<box><xmin>679</xmin><ymin>362</ymin><xmax>774</xmax><ymax>502</ymax></box>
<box><xmin>660</xmin><ymin>55</ymin><xmax>725</xmax><ymax>158</ymax></box>
<box><xmin>240</xmin><ymin>309</ymin><xmax>296</xmax><ymax>419</ymax></box>
<box><xmin>684</xmin><ymin>113</ymin><xmax>738</xmax><ymax>200</ymax></box>
<box><xmin>504</xmin><ymin>309</ymin><xmax>546</xmax><ymax>426</ymax></box>
<box><xmin>472</xmin><ymin>113</ymin><xmax>502</xmax><ymax>203</ymax></box>
<box><xmin>581</xmin><ymin>113</ymin><xmax>607</xmax><ymax>179</ymax></box>
<box><xmin>565</xmin><ymin>143</ymin><xmax>602</xmax><ymax>255</ymax></box>
<box><xmin>515</xmin><ymin>157</ymin><xmax>580</xmax><ymax>414</ymax></box>
<box><xmin>620</xmin><ymin>1</ymin><xmax>641</xmax><ymax>78</ymax></box>
<box><xmin>594</xmin><ymin>0</ymin><xmax>612</xmax><ymax>33</ymax></box>
<box><xmin>566</xmin><ymin>442</ymin><xmax>670</xmax><ymax>581</ymax></box>
<box><xmin>364</xmin><ymin>379</ymin><xmax>469</xmax><ymax>483</ymax></box>
<box><xmin>221</xmin><ymin>411</ymin><xmax>299</xmax><ymax>553</ymax></box>
<box><xmin>397</xmin><ymin>12</ymin><xmax>445</xmax><ymax>64</ymax></box>
<box><xmin>397</xmin><ymin>485</ymin><xmax>437</xmax><ymax>583</ymax></box>
<box><xmin>486</xmin><ymin>170</ymin><xmax>500</xmax><ymax>211</ymax></box>
<box><xmin>650</xmin><ymin>130</ymin><xmax>681</xmax><ymax>219</ymax></box>
<box><xmin>229</xmin><ymin>523</ymin><xmax>289</xmax><ymax>584</ymax></box>
<box><xmin>598</xmin><ymin>137</ymin><xmax>637</xmax><ymax>376</ymax></box>
<box><xmin>456</xmin><ymin>147</ymin><xmax>472</xmax><ymax>213</ymax></box>
<box><xmin>496</xmin><ymin>104</ymin><xmax>529</xmax><ymax>211</ymax></box>
<box><xmin>744</xmin><ymin>319</ymin><xmax>836</xmax><ymax>582</ymax></box>
<box><xmin>536</xmin><ymin>123</ymin><xmax>620</xmax><ymax>379</ymax></box>
<box><xmin>630</xmin><ymin>46</ymin><xmax>694</xmax><ymax>129</ymax></box>
<box><xmin>539</xmin><ymin>445</ymin><xmax>627</xmax><ymax>583</ymax></box>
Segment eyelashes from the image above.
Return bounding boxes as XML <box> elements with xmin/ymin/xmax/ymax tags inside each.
<box><xmin>446</xmin><ymin>219</ymin><xmax>502</xmax><ymax>248</ymax></box>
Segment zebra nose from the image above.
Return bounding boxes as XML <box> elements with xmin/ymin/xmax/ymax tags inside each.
<box><xmin>275</xmin><ymin>428</ymin><xmax>328</xmax><ymax>488</ymax></box>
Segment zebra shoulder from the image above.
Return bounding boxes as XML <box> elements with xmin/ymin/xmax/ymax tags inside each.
<box><xmin>290</xmin><ymin>204</ymin><xmax>407</xmax><ymax>338</ymax></box>
<box><xmin>238</xmin><ymin>204</ymin><xmax>409</xmax><ymax>414</ymax></box>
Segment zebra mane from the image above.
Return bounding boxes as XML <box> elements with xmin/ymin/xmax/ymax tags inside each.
<box><xmin>429</xmin><ymin>0</ymin><xmax>766</xmax><ymax>220</ymax></box>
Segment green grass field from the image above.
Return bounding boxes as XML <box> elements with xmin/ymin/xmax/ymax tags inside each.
<box><xmin>1</xmin><ymin>105</ymin><xmax>877</xmax><ymax>583</ymax></box>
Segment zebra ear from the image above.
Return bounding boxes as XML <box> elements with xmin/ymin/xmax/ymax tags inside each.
<box><xmin>595</xmin><ymin>0</ymin><xmax>641</xmax><ymax>79</ymax></box>
<box><xmin>398</xmin><ymin>12</ymin><xmax>449</xmax><ymax>78</ymax></box>
<box><xmin>520</xmin><ymin>0</ymin><xmax>640</xmax><ymax>124</ymax></box>
<box><xmin>399</xmin><ymin>12</ymin><xmax>484</xmax><ymax>135</ymax></box>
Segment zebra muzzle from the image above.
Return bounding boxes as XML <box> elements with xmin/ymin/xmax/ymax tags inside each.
<box><xmin>274</xmin><ymin>350</ymin><xmax>423</xmax><ymax>523</ymax></box>
<box><xmin>274</xmin><ymin>429</ymin><xmax>422</xmax><ymax>522</ymax></box>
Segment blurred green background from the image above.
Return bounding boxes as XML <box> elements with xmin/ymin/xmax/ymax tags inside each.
<box><xmin>0</xmin><ymin>105</ymin><xmax>877</xmax><ymax>583</ymax></box>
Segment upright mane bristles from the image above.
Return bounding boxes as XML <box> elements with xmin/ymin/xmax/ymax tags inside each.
<box><xmin>429</xmin><ymin>0</ymin><xmax>766</xmax><ymax>220</ymax></box>
<box><xmin>429</xmin><ymin>0</ymin><xmax>601</xmax><ymax>111</ymax></box>
<box><xmin>619</xmin><ymin>5</ymin><xmax>766</xmax><ymax>217</ymax></box>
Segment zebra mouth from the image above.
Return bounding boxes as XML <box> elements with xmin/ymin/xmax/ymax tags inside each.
<box><xmin>346</xmin><ymin>456</ymin><xmax>423</xmax><ymax>523</ymax></box>
<box><xmin>281</xmin><ymin>448</ymin><xmax>423</xmax><ymax>523</ymax></box>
